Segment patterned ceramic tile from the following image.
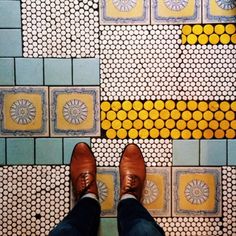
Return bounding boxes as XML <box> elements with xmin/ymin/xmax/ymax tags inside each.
<box><xmin>151</xmin><ymin>0</ymin><xmax>201</xmax><ymax>24</ymax></box>
<box><xmin>203</xmin><ymin>0</ymin><xmax>236</xmax><ymax>23</ymax></box>
<box><xmin>100</xmin><ymin>0</ymin><xmax>150</xmax><ymax>25</ymax></box>
<box><xmin>142</xmin><ymin>167</ymin><xmax>171</xmax><ymax>217</ymax></box>
<box><xmin>172</xmin><ymin>167</ymin><xmax>222</xmax><ymax>217</ymax></box>
<box><xmin>0</xmin><ymin>87</ymin><xmax>48</xmax><ymax>137</ymax></box>
<box><xmin>50</xmin><ymin>87</ymin><xmax>100</xmax><ymax>137</ymax></box>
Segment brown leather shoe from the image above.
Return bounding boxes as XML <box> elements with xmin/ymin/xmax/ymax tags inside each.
<box><xmin>70</xmin><ymin>143</ymin><xmax>98</xmax><ymax>199</ymax></box>
<box><xmin>119</xmin><ymin>144</ymin><xmax>146</xmax><ymax>201</ymax></box>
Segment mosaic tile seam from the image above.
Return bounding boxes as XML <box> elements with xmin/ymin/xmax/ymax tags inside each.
<box><xmin>0</xmin><ymin>58</ymin><xmax>100</xmax><ymax>86</ymax></box>
<box><xmin>2</xmin><ymin>166</ymin><xmax>235</xmax><ymax>235</ymax></box>
<box><xmin>101</xmin><ymin>100</ymin><xmax>236</xmax><ymax>139</ymax></box>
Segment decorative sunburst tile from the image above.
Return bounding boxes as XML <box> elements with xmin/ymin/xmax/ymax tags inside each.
<box><xmin>142</xmin><ymin>167</ymin><xmax>171</xmax><ymax>217</ymax></box>
<box><xmin>151</xmin><ymin>0</ymin><xmax>201</xmax><ymax>24</ymax></box>
<box><xmin>172</xmin><ymin>167</ymin><xmax>222</xmax><ymax>217</ymax></box>
<box><xmin>0</xmin><ymin>87</ymin><xmax>48</xmax><ymax>137</ymax></box>
<box><xmin>50</xmin><ymin>87</ymin><xmax>100</xmax><ymax>137</ymax></box>
<box><xmin>203</xmin><ymin>0</ymin><xmax>236</xmax><ymax>23</ymax></box>
<box><xmin>100</xmin><ymin>0</ymin><xmax>150</xmax><ymax>25</ymax></box>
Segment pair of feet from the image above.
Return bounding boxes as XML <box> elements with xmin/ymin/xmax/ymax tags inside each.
<box><xmin>70</xmin><ymin>143</ymin><xmax>146</xmax><ymax>201</ymax></box>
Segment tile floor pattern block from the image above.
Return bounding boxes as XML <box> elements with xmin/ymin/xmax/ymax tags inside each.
<box><xmin>0</xmin><ymin>165</ymin><xmax>70</xmax><ymax>236</ymax></box>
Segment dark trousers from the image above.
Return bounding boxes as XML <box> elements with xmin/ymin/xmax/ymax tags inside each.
<box><xmin>49</xmin><ymin>197</ymin><xmax>165</xmax><ymax>236</ymax></box>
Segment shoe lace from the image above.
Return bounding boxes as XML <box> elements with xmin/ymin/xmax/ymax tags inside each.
<box><xmin>78</xmin><ymin>172</ymin><xmax>94</xmax><ymax>192</ymax></box>
<box><xmin>125</xmin><ymin>174</ymin><xmax>139</xmax><ymax>191</ymax></box>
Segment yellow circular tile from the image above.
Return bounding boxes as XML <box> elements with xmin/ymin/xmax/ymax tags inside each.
<box><xmin>107</xmin><ymin>110</ymin><xmax>116</xmax><ymax>121</ymax></box>
<box><xmin>112</xmin><ymin>119</ymin><xmax>122</xmax><ymax>130</ymax></box>
<box><xmin>176</xmin><ymin>120</ymin><xmax>187</xmax><ymax>130</ymax></box>
<box><xmin>215</xmin><ymin>24</ymin><xmax>225</xmax><ymax>35</ymax></box>
<box><xmin>220</xmin><ymin>101</ymin><xmax>230</xmax><ymax>112</ymax></box>
<box><xmin>133</xmin><ymin>119</ymin><xmax>143</xmax><ymax>130</ymax></box>
<box><xmin>187</xmin><ymin>34</ymin><xmax>198</xmax><ymax>45</ymax></box>
<box><xmin>187</xmin><ymin>120</ymin><xmax>197</xmax><ymax>130</ymax></box>
<box><xmin>101</xmin><ymin>101</ymin><xmax>111</xmax><ymax>112</ymax></box>
<box><xmin>220</xmin><ymin>34</ymin><xmax>230</xmax><ymax>44</ymax></box>
<box><xmin>139</xmin><ymin>129</ymin><xmax>149</xmax><ymax>139</ymax></box>
<box><xmin>122</xmin><ymin>119</ymin><xmax>133</xmax><ymax>130</ymax></box>
<box><xmin>215</xmin><ymin>111</ymin><xmax>225</xmax><ymax>121</ymax></box>
<box><xmin>192</xmin><ymin>129</ymin><xmax>202</xmax><ymax>139</ymax></box>
<box><xmin>133</xmin><ymin>100</ymin><xmax>143</xmax><ymax>111</ymax></box>
<box><xmin>204</xmin><ymin>24</ymin><xmax>214</xmax><ymax>35</ymax></box>
<box><xmin>165</xmin><ymin>119</ymin><xmax>175</xmax><ymax>129</ymax></box>
<box><xmin>226</xmin><ymin>129</ymin><xmax>236</xmax><ymax>139</ymax></box>
<box><xmin>209</xmin><ymin>34</ymin><xmax>220</xmax><ymax>44</ymax></box>
<box><xmin>101</xmin><ymin>111</ymin><xmax>106</xmax><ymax>121</ymax></box>
<box><xmin>117</xmin><ymin>128</ymin><xmax>127</xmax><ymax>139</ymax></box>
<box><xmin>160</xmin><ymin>109</ymin><xmax>170</xmax><ymax>120</ymax></box>
<box><xmin>171</xmin><ymin>109</ymin><xmax>181</xmax><ymax>120</ymax></box>
<box><xmin>226</xmin><ymin>24</ymin><xmax>236</xmax><ymax>34</ymax></box>
<box><xmin>215</xmin><ymin>129</ymin><xmax>225</xmax><ymax>139</ymax></box>
<box><xmin>203</xmin><ymin>129</ymin><xmax>214</xmax><ymax>139</ymax></box>
<box><xmin>144</xmin><ymin>100</ymin><xmax>154</xmax><ymax>111</ymax></box>
<box><xmin>111</xmin><ymin>101</ymin><xmax>122</xmax><ymax>111</ymax></box>
<box><xmin>128</xmin><ymin>128</ymin><xmax>138</xmax><ymax>139</ymax></box>
<box><xmin>176</xmin><ymin>101</ymin><xmax>187</xmax><ymax>111</ymax></box>
<box><xmin>198</xmin><ymin>34</ymin><xmax>208</xmax><ymax>45</ymax></box>
<box><xmin>203</xmin><ymin>111</ymin><xmax>213</xmax><ymax>121</ymax></box>
<box><xmin>193</xmin><ymin>111</ymin><xmax>203</xmax><ymax>121</ymax></box>
<box><xmin>165</xmin><ymin>100</ymin><xmax>175</xmax><ymax>110</ymax></box>
<box><xmin>149</xmin><ymin>109</ymin><xmax>159</xmax><ymax>120</ymax></box>
<box><xmin>182</xmin><ymin>34</ymin><xmax>187</xmax><ymax>44</ymax></box>
<box><xmin>160</xmin><ymin>128</ymin><xmax>170</xmax><ymax>139</ymax></box>
<box><xmin>154</xmin><ymin>100</ymin><xmax>165</xmax><ymax>110</ymax></box>
<box><xmin>231</xmin><ymin>101</ymin><xmax>236</xmax><ymax>111</ymax></box>
<box><xmin>122</xmin><ymin>101</ymin><xmax>132</xmax><ymax>111</ymax></box>
<box><xmin>182</xmin><ymin>110</ymin><xmax>192</xmax><ymax>121</ymax></box>
<box><xmin>171</xmin><ymin>129</ymin><xmax>181</xmax><ymax>139</ymax></box>
<box><xmin>209</xmin><ymin>120</ymin><xmax>219</xmax><ymax>130</ymax></box>
<box><xmin>102</xmin><ymin>120</ymin><xmax>111</xmax><ymax>130</ymax></box>
<box><xmin>106</xmin><ymin>129</ymin><xmax>116</xmax><ymax>139</ymax></box>
<box><xmin>150</xmin><ymin>128</ymin><xmax>159</xmax><ymax>139</ymax></box>
<box><xmin>198</xmin><ymin>101</ymin><xmax>208</xmax><ymax>112</ymax></box>
<box><xmin>198</xmin><ymin>120</ymin><xmax>208</xmax><ymax>130</ymax></box>
<box><xmin>181</xmin><ymin>130</ymin><xmax>191</xmax><ymax>139</ymax></box>
<box><xmin>192</xmin><ymin>25</ymin><xmax>203</xmax><ymax>35</ymax></box>
<box><xmin>144</xmin><ymin>119</ymin><xmax>154</xmax><ymax>129</ymax></box>
<box><xmin>231</xmin><ymin>120</ymin><xmax>236</xmax><ymax>129</ymax></box>
<box><xmin>128</xmin><ymin>110</ymin><xmax>138</xmax><ymax>120</ymax></box>
<box><xmin>182</xmin><ymin>25</ymin><xmax>192</xmax><ymax>35</ymax></box>
<box><xmin>220</xmin><ymin>120</ymin><xmax>230</xmax><ymax>130</ymax></box>
<box><xmin>209</xmin><ymin>101</ymin><xmax>219</xmax><ymax>112</ymax></box>
<box><xmin>187</xmin><ymin>100</ymin><xmax>198</xmax><ymax>111</ymax></box>
<box><xmin>117</xmin><ymin>110</ymin><xmax>127</xmax><ymax>121</ymax></box>
<box><xmin>231</xmin><ymin>34</ymin><xmax>236</xmax><ymax>44</ymax></box>
<box><xmin>155</xmin><ymin>119</ymin><xmax>165</xmax><ymax>129</ymax></box>
<box><xmin>225</xmin><ymin>111</ymin><xmax>235</xmax><ymax>121</ymax></box>
<box><xmin>139</xmin><ymin>110</ymin><xmax>149</xmax><ymax>120</ymax></box>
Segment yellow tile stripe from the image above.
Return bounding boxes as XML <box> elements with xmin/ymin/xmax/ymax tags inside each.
<box><xmin>101</xmin><ymin>100</ymin><xmax>236</xmax><ymax>139</ymax></box>
<box><xmin>182</xmin><ymin>24</ymin><xmax>236</xmax><ymax>45</ymax></box>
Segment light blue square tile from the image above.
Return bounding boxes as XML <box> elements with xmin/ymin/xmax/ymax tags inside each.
<box><xmin>0</xmin><ymin>1</ymin><xmax>21</xmax><ymax>28</ymax></box>
<box><xmin>228</xmin><ymin>140</ymin><xmax>236</xmax><ymax>165</ymax></box>
<box><xmin>36</xmin><ymin>138</ymin><xmax>63</xmax><ymax>164</ymax></box>
<box><xmin>7</xmin><ymin>138</ymin><xmax>34</xmax><ymax>164</ymax></box>
<box><xmin>200</xmin><ymin>140</ymin><xmax>227</xmax><ymax>166</ymax></box>
<box><xmin>173</xmin><ymin>140</ymin><xmax>199</xmax><ymax>166</ymax></box>
<box><xmin>44</xmin><ymin>59</ymin><xmax>72</xmax><ymax>85</ymax></box>
<box><xmin>63</xmin><ymin>138</ymin><xmax>90</xmax><ymax>164</ymax></box>
<box><xmin>98</xmin><ymin>218</ymin><xmax>118</xmax><ymax>236</ymax></box>
<box><xmin>0</xmin><ymin>29</ymin><xmax>22</xmax><ymax>56</ymax></box>
<box><xmin>73</xmin><ymin>58</ymin><xmax>99</xmax><ymax>85</ymax></box>
<box><xmin>16</xmin><ymin>58</ymin><xmax>43</xmax><ymax>85</ymax></box>
<box><xmin>0</xmin><ymin>58</ymin><xmax>15</xmax><ymax>85</ymax></box>
<box><xmin>0</xmin><ymin>138</ymin><xmax>5</xmax><ymax>165</ymax></box>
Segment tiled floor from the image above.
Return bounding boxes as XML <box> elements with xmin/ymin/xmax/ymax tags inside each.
<box><xmin>0</xmin><ymin>0</ymin><xmax>236</xmax><ymax>235</ymax></box>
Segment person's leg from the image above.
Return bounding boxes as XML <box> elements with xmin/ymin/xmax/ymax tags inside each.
<box><xmin>49</xmin><ymin>197</ymin><xmax>101</xmax><ymax>236</ymax></box>
<box><xmin>49</xmin><ymin>143</ymin><xmax>100</xmax><ymax>236</ymax></box>
<box><xmin>118</xmin><ymin>198</ymin><xmax>165</xmax><ymax>236</ymax></box>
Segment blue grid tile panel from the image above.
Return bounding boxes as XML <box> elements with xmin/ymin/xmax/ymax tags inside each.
<box><xmin>0</xmin><ymin>58</ymin><xmax>15</xmax><ymax>85</ymax></box>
